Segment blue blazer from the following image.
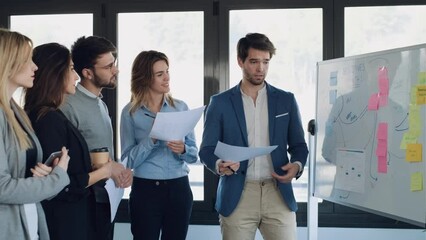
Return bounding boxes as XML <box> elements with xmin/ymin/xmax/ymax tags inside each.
<box><xmin>199</xmin><ymin>82</ymin><xmax>308</xmax><ymax>217</ymax></box>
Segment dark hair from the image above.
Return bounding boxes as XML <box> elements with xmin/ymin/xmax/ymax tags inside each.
<box><xmin>71</xmin><ymin>36</ymin><xmax>116</xmax><ymax>78</ymax></box>
<box><xmin>24</xmin><ymin>43</ymin><xmax>71</xmax><ymax>119</ymax></box>
<box><xmin>129</xmin><ymin>50</ymin><xmax>174</xmax><ymax>114</ymax></box>
<box><xmin>237</xmin><ymin>33</ymin><xmax>276</xmax><ymax>62</ymax></box>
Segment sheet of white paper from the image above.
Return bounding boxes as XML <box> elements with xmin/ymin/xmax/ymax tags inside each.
<box><xmin>214</xmin><ymin>141</ymin><xmax>278</xmax><ymax>162</ymax></box>
<box><xmin>334</xmin><ymin>148</ymin><xmax>366</xmax><ymax>194</ymax></box>
<box><xmin>105</xmin><ymin>157</ymin><xmax>128</xmax><ymax>222</ymax></box>
<box><xmin>149</xmin><ymin>106</ymin><xmax>205</xmax><ymax>141</ymax></box>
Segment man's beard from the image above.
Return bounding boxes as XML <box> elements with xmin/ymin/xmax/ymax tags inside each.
<box><xmin>243</xmin><ymin>69</ymin><xmax>265</xmax><ymax>86</ymax></box>
<box><xmin>247</xmin><ymin>76</ymin><xmax>265</xmax><ymax>86</ymax></box>
<box><xmin>93</xmin><ymin>74</ymin><xmax>117</xmax><ymax>89</ymax></box>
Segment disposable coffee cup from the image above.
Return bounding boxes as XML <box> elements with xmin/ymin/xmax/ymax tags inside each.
<box><xmin>90</xmin><ymin>147</ymin><xmax>109</xmax><ymax>168</ymax></box>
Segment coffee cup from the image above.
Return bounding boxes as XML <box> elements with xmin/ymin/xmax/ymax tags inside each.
<box><xmin>90</xmin><ymin>147</ymin><xmax>109</xmax><ymax>168</ymax></box>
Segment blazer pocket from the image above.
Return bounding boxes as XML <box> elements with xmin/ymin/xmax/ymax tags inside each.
<box><xmin>275</xmin><ymin>112</ymin><xmax>289</xmax><ymax>118</ymax></box>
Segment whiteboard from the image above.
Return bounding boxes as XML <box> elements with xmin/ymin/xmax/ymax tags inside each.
<box><xmin>314</xmin><ymin>43</ymin><xmax>426</xmax><ymax>227</ymax></box>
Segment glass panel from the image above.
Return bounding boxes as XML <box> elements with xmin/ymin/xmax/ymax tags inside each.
<box><xmin>10</xmin><ymin>14</ymin><xmax>93</xmax><ymax>49</ymax></box>
<box><xmin>230</xmin><ymin>9</ymin><xmax>323</xmax><ymax>202</ymax></box>
<box><xmin>345</xmin><ymin>5</ymin><xmax>426</xmax><ymax>56</ymax></box>
<box><xmin>117</xmin><ymin>12</ymin><xmax>204</xmax><ymax>200</ymax></box>
<box><xmin>10</xmin><ymin>14</ymin><xmax>93</xmax><ymax>105</ymax></box>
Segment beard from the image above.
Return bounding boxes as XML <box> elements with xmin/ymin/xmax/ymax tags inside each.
<box><xmin>243</xmin><ymin>69</ymin><xmax>266</xmax><ymax>86</ymax></box>
<box><xmin>93</xmin><ymin>74</ymin><xmax>117</xmax><ymax>89</ymax></box>
<box><xmin>247</xmin><ymin>77</ymin><xmax>264</xmax><ymax>86</ymax></box>
<box><xmin>246</xmin><ymin>74</ymin><xmax>265</xmax><ymax>86</ymax></box>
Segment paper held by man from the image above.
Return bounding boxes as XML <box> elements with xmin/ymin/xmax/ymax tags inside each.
<box><xmin>105</xmin><ymin>157</ymin><xmax>128</xmax><ymax>222</ymax></box>
<box><xmin>214</xmin><ymin>141</ymin><xmax>278</xmax><ymax>162</ymax></box>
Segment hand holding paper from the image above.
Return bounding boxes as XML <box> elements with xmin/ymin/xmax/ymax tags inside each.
<box><xmin>214</xmin><ymin>141</ymin><xmax>278</xmax><ymax>162</ymax></box>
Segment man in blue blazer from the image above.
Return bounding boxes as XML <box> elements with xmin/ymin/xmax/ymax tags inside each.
<box><xmin>199</xmin><ymin>33</ymin><xmax>308</xmax><ymax>240</ymax></box>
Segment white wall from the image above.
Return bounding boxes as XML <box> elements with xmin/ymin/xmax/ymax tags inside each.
<box><xmin>114</xmin><ymin>223</ymin><xmax>426</xmax><ymax>240</ymax></box>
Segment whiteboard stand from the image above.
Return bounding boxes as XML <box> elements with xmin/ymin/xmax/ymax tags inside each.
<box><xmin>307</xmin><ymin>119</ymin><xmax>318</xmax><ymax>240</ymax></box>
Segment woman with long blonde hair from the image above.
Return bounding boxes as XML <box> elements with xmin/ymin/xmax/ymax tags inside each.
<box><xmin>0</xmin><ymin>28</ymin><xmax>70</xmax><ymax>240</ymax></box>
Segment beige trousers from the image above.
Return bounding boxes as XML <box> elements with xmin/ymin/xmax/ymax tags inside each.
<box><xmin>219</xmin><ymin>179</ymin><xmax>297</xmax><ymax>240</ymax></box>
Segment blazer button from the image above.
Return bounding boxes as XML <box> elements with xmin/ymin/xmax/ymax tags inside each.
<box><xmin>156</xmin><ymin>181</ymin><xmax>160</xmax><ymax>186</ymax></box>
<box><xmin>65</xmin><ymin>188</ymin><xmax>69</xmax><ymax>192</ymax></box>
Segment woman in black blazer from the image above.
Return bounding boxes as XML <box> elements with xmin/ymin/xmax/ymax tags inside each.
<box><xmin>24</xmin><ymin>43</ymin><xmax>113</xmax><ymax>240</ymax></box>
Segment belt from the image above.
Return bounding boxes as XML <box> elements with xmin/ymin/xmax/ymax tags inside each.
<box><xmin>246</xmin><ymin>178</ymin><xmax>276</xmax><ymax>186</ymax></box>
<box><xmin>133</xmin><ymin>176</ymin><xmax>187</xmax><ymax>186</ymax></box>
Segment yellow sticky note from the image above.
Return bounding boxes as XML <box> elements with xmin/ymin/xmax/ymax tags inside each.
<box><xmin>408</xmin><ymin>105</ymin><xmax>422</xmax><ymax>137</ymax></box>
<box><xmin>418</xmin><ymin>72</ymin><xmax>426</xmax><ymax>84</ymax></box>
<box><xmin>410</xmin><ymin>87</ymin><xmax>417</xmax><ymax>105</ymax></box>
<box><xmin>410</xmin><ymin>172</ymin><xmax>423</xmax><ymax>192</ymax></box>
<box><xmin>408</xmin><ymin>123</ymin><xmax>422</xmax><ymax>138</ymax></box>
<box><xmin>409</xmin><ymin>105</ymin><xmax>420</xmax><ymax>120</ymax></box>
<box><xmin>406</xmin><ymin>143</ymin><xmax>422</xmax><ymax>162</ymax></box>
<box><xmin>416</xmin><ymin>85</ymin><xmax>426</xmax><ymax>104</ymax></box>
<box><xmin>400</xmin><ymin>132</ymin><xmax>417</xmax><ymax>149</ymax></box>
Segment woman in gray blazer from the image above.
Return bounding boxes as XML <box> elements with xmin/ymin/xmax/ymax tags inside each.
<box><xmin>0</xmin><ymin>28</ymin><xmax>70</xmax><ymax>240</ymax></box>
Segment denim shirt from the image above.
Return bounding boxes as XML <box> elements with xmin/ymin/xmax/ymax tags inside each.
<box><xmin>120</xmin><ymin>98</ymin><xmax>198</xmax><ymax>180</ymax></box>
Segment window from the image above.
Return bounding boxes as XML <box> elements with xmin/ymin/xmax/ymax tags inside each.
<box><xmin>10</xmin><ymin>14</ymin><xmax>93</xmax><ymax>105</ymax></box>
<box><xmin>10</xmin><ymin>14</ymin><xmax>93</xmax><ymax>48</ymax></box>
<box><xmin>345</xmin><ymin>5</ymin><xmax>426</xmax><ymax>56</ymax></box>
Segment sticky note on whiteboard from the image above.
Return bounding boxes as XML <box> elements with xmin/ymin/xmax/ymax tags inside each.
<box><xmin>410</xmin><ymin>172</ymin><xmax>423</xmax><ymax>192</ymax></box>
<box><xmin>406</xmin><ymin>144</ymin><xmax>422</xmax><ymax>162</ymax></box>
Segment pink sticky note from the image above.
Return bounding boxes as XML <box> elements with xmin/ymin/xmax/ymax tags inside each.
<box><xmin>377</xmin><ymin>122</ymin><xmax>388</xmax><ymax>140</ymax></box>
<box><xmin>378</xmin><ymin>67</ymin><xmax>390</xmax><ymax>95</ymax></box>
<box><xmin>379</xmin><ymin>78</ymin><xmax>389</xmax><ymax>95</ymax></box>
<box><xmin>378</xmin><ymin>66</ymin><xmax>388</xmax><ymax>79</ymax></box>
<box><xmin>376</xmin><ymin>139</ymin><xmax>387</xmax><ymax>157</ymax></box>
<box><xmin>379</xmin><ymin>93</ymin><xmax>388</xmax><ymax>107</ymax></box>
<box><xmin>368</xmin><ymin>93</ymin><xmax>380</xmax><ymax>110</ymax></box>
<box><xmin>378</xmin><ymin>156</ymin><xmax>387</xmax><ymax>173</ymax></box>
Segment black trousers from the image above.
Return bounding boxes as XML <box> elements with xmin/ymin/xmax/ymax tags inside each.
<box><xmin>93</xmin><ymin>183</ymin><xmax>114</xmax><ymax>240</ymax></box>
<box><xmin>129</xmin><ymin>176</ymin><xmax>193</xmax><ymax>240</ymax></box>
<box><xmin>94</xmin><ymin>202</ymin><xmax>114</xmax><ymax>240</ymax></box>
<box><xmin>42</xmin><ymin>193</ymin><xmax>95</xmax><ymax>240</ymax></box>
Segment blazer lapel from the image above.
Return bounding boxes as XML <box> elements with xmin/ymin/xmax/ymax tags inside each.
<box><xmin>11</xmin><ymin>101</ymin><xmax>43</xmax><ymax>163</ymax></box>
<box><xmin>266</xmin><ymin>83</ymin><xmax>277</xmax><ymax>142</ymax></box>
<box><xmin>230</xmin><ymin>85</ymin><xmax>248</xmax><ymax>146</ymax></box>
<box><xmin>57</xmin><ymin>110</ymin><xmax>91</xmax><ymax>171</ymax></box>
